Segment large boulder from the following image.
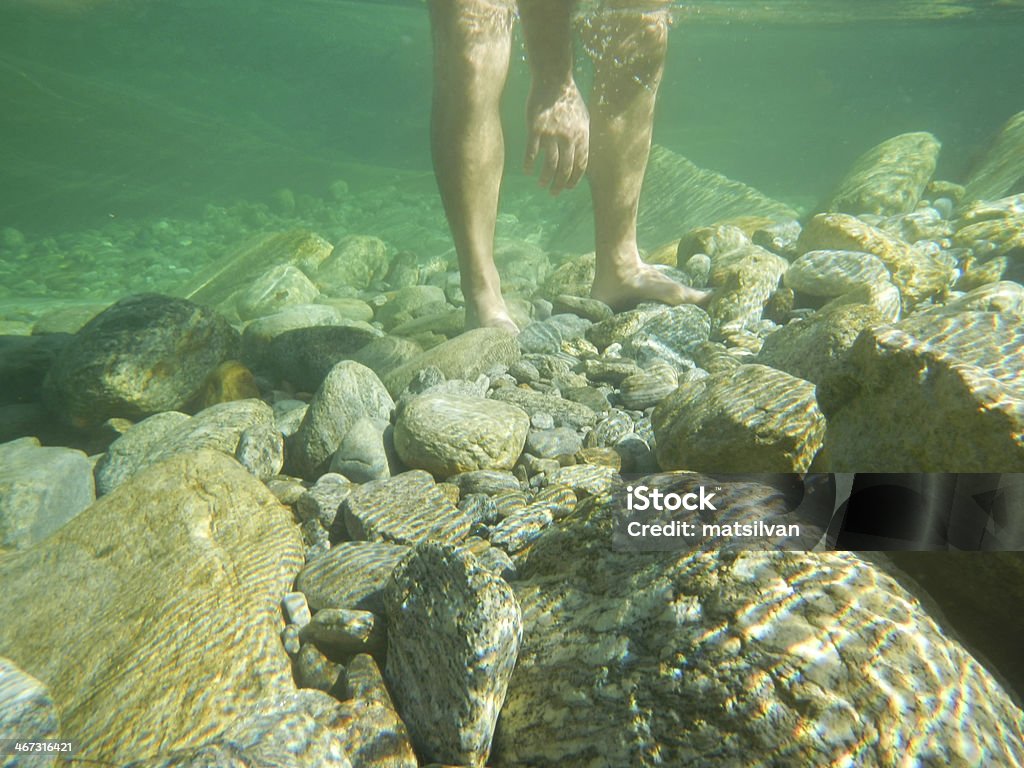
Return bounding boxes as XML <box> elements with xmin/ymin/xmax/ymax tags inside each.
<box><xmin>0</xmin><ymin>450</ymin><xmax>304</xmax><ymax>766</ymax></box>
<box><xmin>492</xmin><ymin>495</ymin><xmax>1024</xmax><ymax>766</ymax></box>
<box><xmin>653</xmin><ymin>364</ymin><xmax>826</xmax><ymax>473</ymax></box>
<box><xmin>42</xmin><ymin>294</ymin><xmax>239</xmax><ymax>427</ymax></box>
<box><xmin>817</xmin><ymin>311</ymin><xmax>1024</xmax><ymax>471</ymax></box>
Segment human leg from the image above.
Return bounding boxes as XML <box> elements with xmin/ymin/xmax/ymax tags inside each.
<box><xmin>428</xmin><ymin>0</ymin><xmax>518</xmax><ymax>332</ymax></box>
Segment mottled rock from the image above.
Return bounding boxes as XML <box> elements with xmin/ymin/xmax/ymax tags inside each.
<box><xmin>394</xmin><ymin>394</ymin><xmax>529</xmax><ymax>477</ymax></box>
<box><xmin>338</xmin><ymin>654</ymin><xmax>419</xmax><ymax>768</ymax></box>
<box><xmin>299</xmin><ymin>608</ymin><xmax>383</xmax><ymax>656</ymax></box>
<box><xmin>295</xmin><ymin>541</ymin><xmax>410</xmax><ymax>614</ymax></box>
<box><xmin>383</xmin><ymin>328</ymin><xmax>520</xmax><ymax>397</ymax></box>
<box><xmin>819</xmin><ymin>279</ymin><xmax>903</xmax><ymax>323</ymax></box>
<box><xmin>295</xmin><ymin>473</ymin><xmax>352</xmax><ymax>534</ymax></box>
<box><xmin>525</xmin><ymin>427</ymin><xmax>583</xmax><ymax>460</ymax></box>
<box><xmin>953</xmin><ymin>194</ymin><xmax>1024</xmax><ymax>259</ymax></box>
<box><xmin>287</xmin><ymin>361</ymin><xmax>395</xmax><ymax>479</ymax></box>
<box><xmin>193</xmin><ymin>359</ymin><xmax>260</xmax><ymax>410</ymax></box>
<box><xmin>490</xmin><ymin>388</ymin><xmax>597</xmax><ymax>429</ymax></box>
<box><xmin>546</xmin><ymin>464</ymin><xmax>618</xmax><ymax>497</ymax></box>
<box><xmin>341</xmin><ymin>470</ymin><xmax>472</xmax><ymax>546</ymax></box>
<box><xmin>539</xmin><ymin>253</ymin><xmax>596</xmax><ymax>300</ymax></box>
<box><xmin>384</xmin><ymin>544</ymin><xmax>521</xmax><ymax>767</ymax></box>
<box><xmin>797</xmin><ymin>213</ymin><xmax>954</xmax><ymax>307</ymax></box>
<box><xmin>785</xmin><ymin>249</ymin><xmax>891</xmax><ymax>298</ymax></box>
<box><xmin>449</xmin><ymin>470</ymin><xmax>521</xmax><ymax>497</ymax></box>
<box><xmin>756</xmin><ymin>303</ymin><xmax>884</xmax><ymax>384</ymax></box>
<box><xmin>653</xmin><ymin>364</ymin><xmax>825</xmax><ymax>472</ymax></box>
<box><xmin>240</xmin><ymin>303</ymin><xmax>344</xmax><ymax>369</ymax></box>
<box><xmin>707</xmin><ymin>243</ymin><xmax>789</xmax><ymax>334</ymax></box>
<box><xmin>317</xmin><ymin>235</ymin><xmax>388</xmax><ymax>293</ymax></box>
<box><xmin>42</xmin><ymin>294</ymin><xmax>239</xmax><ymax>427</ymax></box>
<box><xmin>95</xmin><ymin>399</ymin><xmax>275</xmax><ymax>494</ymax></box>
<box><xmin>489</xmin><ymin>506</ymin><xmax>554</xmax><ymax>554</ymax></box>
<box><xmin>0</xmin><ymin>451</ymin><xmax>303</xmax><ymax>766</ymax></box>
<box><xmin>964</xmin><ymin>110</ymin><xmax>1024</xmax><ymax>202</ymax></box>
<box><xmin>236</xmin><ymin>264</ymin><xmax>320</xmax><ymax>321</ymax></box>
<box><xmin>264</xmin><ymin>322</ymin><xmax>384</xmax><ymax>391</ymax></box>
<box><xmin>928</xmin><ymin>280</ymin><xmax>1024</xmax><ymax>317</ymax></box>
<box><xmin>375</xmin><ymin>285</ymin><xmax>448</xmax><ymax>330</ymax></box>
<box><xmin>293</xmin><ymin>643</ymin><xmax>344</xmax><ymax>693</ymax></box>
<box><xmin>0</xmin><ymin>438</ymin><xmax>94</xmax><ymax>550</ymax></box>
<box><xmin>618</xmin><ymin>367</ymin><xmax>678</xmax><ymax>410</ymax></box>
<box><xmin>0</xmin><ymin>657</ymin><xmax>60</xmax><ymax>767</ymax></box>
<box><xmin>493</xmin><ymin>496</ymin><xmax>1024</xmax><ymax>766</ymax></box>
<box><xmin>825</xmin><ymin>132</ymin><xmax>941</xmax><ymax>216</ymax></box>
<box><xmin>818</xmin><ymin>311</ymin><xmax>1024</xmax><ymax>471</ymax></box>
<box><xmin>235</xmin><ymin>421</ymin><xmax>285</xmax><ymax>481</ymax></box>
<box><xmin>551</xmin><ymin>294</ymin><xmax>613</xmax><ymax>322</ymax></box>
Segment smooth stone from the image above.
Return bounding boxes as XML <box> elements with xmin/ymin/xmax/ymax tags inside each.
<box><xmin>494</xmin><ymin>498</ymin><xmax>1024</xmax><ymax>766</ymax></box>
<box><xmin>964</xmin><ymin>110</ymin><xmax>1024</xmax><ymax>202</ymax></box>
<box><xmin>551</xmin><ymin>294</ymin><xmax>613</xmax><ymax>322</ymax></box>
<box><xmin>293</xmin><ymin>643</ymin><xmax>344</xmax><ymax>694</ymax></box>
<box><xmin>263</xmin><ymin>322</ymin><xmax>384</xmax><ymax>391</ymax></box>
<box><xmin>0</xmin><ymin>657</ymin><xmax>60</xmax><ymax>765</ymax></box>
<box><xmin>341</xmin><ymin>470</ymin><xmax>473</xmax><ymax>546</ymax></box>
<box><xmin>389</xmin><ymin>309</ymin><xmax>466</xmax><ymax>339</ymax></box>
<box><xmin>282</xmin><ymin>592</ymin><xmax>312</xmax><ymax>628</ymax></box>
<box><xmin>927</xmin><ymin>280</ymin><xmax>1024</xmax><ymax>317</ymax></box>
<box><xmin>825</xmin><ymin>131</ymin><xmax>941</xmax><ymax>217</ymax></box>
<box><xmin>489</xmin><ymin>506</ymin><xmax>554</xmax><ymax>554</ymax></box>
<box><xmin>42</xmin><ymin>294</ymin><xmax>239</xmax><ymax>428</ymax></box>
<box><xmin>707</xmin><ymin>242</ymin><xmax>790</xmax><ymax>335</ymax></box>
<box><xmin>394</xmin><ymin>394</ymin><xmax>529</xmax><ymax>477</ymax></box>
<box><xmin>653</xmin><ymin>364</ymin><xmax>826</xmax><ymax>473</ymax></box>
<box><xmin>236</xmin><ymin>264</ymin><xmax>320</xmax><ymax>321</ymax></box>
<box><xmin>546</xmin><ymin>464</ymin><xmax>618</xmax><ymax>497</ymax></box>
<box><xmin>525</xmin><ymin>427</ymin><xmax>583</xmax><ymax>460</ymax></box>
<box><xmin>329</xmin><ymin>416</ymin><xmax>393</xmax><ymax>484</ymax></box>
<box><xmin>319</xmin><ymin>297</ymin><xmax>375</xmax><ymax>323</ymax></box>
<box><xmin>819</xmin><ymin>279</ymin><xmax>903</xmax><ymax>323</ymax></box>
<box><xmin>0</xmin><ymin>438</ymin><xmax>95</xmax><ymax>550</ymax></box>
<box><xmin>375</xmin><ymin>285</ymin><xmax>448</xmax><ymax>329</ymax></box>
<box><xmin>350</xmin><ymin>335</ymin><xmax>424</xmax><ymax>380</ymax></box>
<box><xmin>384</xmin><ymin>543</ymin><xmax>521</xmax><ymax>767</ymax></box>
<box><xmin>316</xmin><ymin>235</ymin><xmax>388</xmax><ymax>293</ymax></box>
<box><xmin>621</xmin><ymin>303</ymin><xmax>712</xmax><ymax>360</ymax></box>
<box><xmin>449</xmin><ymin>470</ymin><xmax>521</xmax><ymax>497</ymax></box>
<box><xmin>490</xmin><ymin>388</ymin><xmax>597</xmax><ymax>429</ymax></box>
<box><xmin>785</xmin><ymin>249</ymin><xmax>891</xmax><ymax>297</ymax></box>
<box><xmin>193</xmin><ymin>359</ymin><xmax>260</xmax><ymax>410</ymax></box>
<box><xmin>586</xmin><ymin>307</ymin><xmax>664</xmax><ymax>350</ymax></box>
<box><xmin>0</xmin><ymin>333</ymin><xmax>71</xmax><ymax>406</ymax></box>
<box><xmin>539</xmin><ymin>253</ymin><xmax>596</xmax><ymax>300</ymax></box>
<box><xmin>239</xmin><ymin>303</ymin><xmax>344</xmax><ymax>369</ymax></box>
<box><xmin>286</xmin><ymin>361</ymin><xmax>395</xmax><ymax>479</ymax></box>
<box><xmin>94</xmin><ymin>399</ymin><xmax>275</xmax><ymax>495</ymax></box>
<box><xmin>299</xmin><ymin>608</ymin><xmax>383</xmax><ymax>656</ymax></box>
<box><xmin>382</xmin><ymin>328</ymin><xmax>520</xmax><ymax>398</ymax></box>
<box><xmin>817</xmin><ymin>311</ymin><xmax>1024</xmax><ymax>471</ymax></box>
<box><xmin>272</xmin><ymin>399</ymin><xmax>307</xmax><ymax>437</ymax></box>
<box><xmin>618</xmin><ymin>368</ymin><xmax>678</xmax><ymax>411</ymax></box>
<box><xmin>336</xmin><ymin>654</ymin><xmax>419</xmax><ymax>768</ymax></box>
<box><xmin>0</xmin><ymin>451</ymin><xmax>304</xmax><ymax>766</ymax></box>
<box><xmin>295</xmin><ymin>541</ymin><xmax>411</xmax><ymax>614</ymax></box>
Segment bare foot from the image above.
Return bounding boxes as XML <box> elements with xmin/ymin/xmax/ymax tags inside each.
<box><xmin>591</xmin><ymin>262</ymin><xmax>711</xmax><ymax>312</ymax></box>
<box><xmin>464</xmin><ymin>296</ymin><xmax>520</xmax><ymax>334</ymax></box>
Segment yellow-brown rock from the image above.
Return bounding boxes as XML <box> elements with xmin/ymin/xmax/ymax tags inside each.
<box><xmin>194</xmin><ymin>359</ymin><xmax>260</xmax><ymax>410</ymax></box>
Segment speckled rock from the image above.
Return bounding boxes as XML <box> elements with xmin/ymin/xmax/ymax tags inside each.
<box><xmin>295</xmin><ymin>540</ymin><xmax>410</xmax><ymax>614</ymax></box>
<box><xmin>551</xmin><ymin>294</ymin><xmax>613</xmax><ymax>322</ymax></box>
<box><xmin>383</xmin><ymin>328</ymin><xmax>519</xmax><ymax>397</ymax></box>
<box><xmin>299</xmin><ymin>608</ymin><xmax>383</xmax><ymax>657</ymax></box>
<box><xmin>234</xmin><ymin>421</ymin><xmax>285</xmax><ymax>481</ymax></box>
<box><xmin>756</xmin><ymin>303</ymin><xmax>884</xmax><ymax>384</ymax></box>
<box><xmin>818</xmin><ymin>311</ymin><xmax>1024</xmax><ymax>471</ymax></box>
<box><xmin>287</xmin><ymin>361</ymin><xmax>394</xmax><ymax>479</ymax></box>
<box><xmin>492</xmin><ymin>496</ymin><xmax>1024</xmax><ymax>766</ymax></box>
<box><xmin>539</xmin><ymin>253</ymin><xmax>596</xmax><ymax>300</ymax></box>
<box><xmin>340</xmin><ymin>470</ymin><xmax>473</xmax><ymax>546</ymax></box>
<box><xmin>0</xmin><ymin>657</ymin><xmax>60</xmax><ymax>767</ymax></box>
<box><xmin>42</xmin><ymin>294</ymin><xmax>240</xmax><ymax>428</ymax></box>
<box><xmin>450</xmin><ymin>470</ymin><xmax>521</xmax><ymax>496</ymax></box>
<box><xmin>0</xmin><ymin>451</ymin><xmax>303</xmax><ymax>766</ymax></box>
<box><xmin>336</xmin><ymin>654</ymin><xmax>418</xmax><ymax>768</ymax></box>
<box><xmin>384</xmin><ymin>543</ymin><xmax>521</xmax><ymax>767</ymax></box>
<box><xmin>0</xmin><ymin>438</ymin><xmax>94</xmax><ymax>550</ymax></box>
<box><xmin>94</xmin><ymin>399</ymin><xmax>276</xmax><ymax>494</ymax></box>
<box><xmin>489</xmin><ymin>506</ymin><xmax>554</xmax><ymax>554</ymax></box>
<box><xmin>653</xmin><ymin>364</ymin><xmax>825</xmax><ymax>472</ymax></box>
<box><xmin>490</xmin><ymin>388</ymin><xmax>597</xmax><ymax>429</ymax></box>
<box><xmin>525</xmin><ymin>426</ymin><xmax>583</xmax><ymax>459</ymax></box>
<box><xmin>785</xmin><ymin>249</ymin><xmax>891</xmax><ymax>298</ymax></box>
<box><xmin>316</xmin><ymin>235</ymin><xmax>388</xmax><ymax>293</ymax></box>
<box><xmin>964</xmin><ymin>110</ymin><xmax>1024</xmax><ymax>202</ymax></box>
<box><xmin>797</xmin><ymin>213</ymin><xmax>954</xmax><ymax>308</ymax></box>
<box><xmin>121</xmin><ymin>690</ymin><xmax>352</xmax><ymax>768</ymax></box>
<box><xmin>825</xmin><ymin>132</ymin><xmax>940</xmax><ymax>217</ymax></box>
<box><xmin>264</xmin><ymin>322</ymin><xmax>384</xmax><ymax>391</ymax></box>
<box><xmin>236</xmin><ymin>264</ymin><xmax>320</xmax><ymax>321</ymax></box>
<box><xmin>394</xmin><ymin>394</ymin><xmax>529</xmax><ymax>477</ymax></box>
<box><xmin>707</xmin><ymin>242</ymin><xmax>789</xmax><ymax>334</ymax></box>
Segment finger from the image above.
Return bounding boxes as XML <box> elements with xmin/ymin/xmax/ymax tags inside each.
<box><xmin>524</xmin><ymin>132</ymin><xmax>540</xmax><ymax>174</ymax></box>
<box><xmin>550</xmin><ymin>139</ymin><xmax>573</xmax><ymax>195</ymax></box>
<box><xmin>568</xmin><ymin>137</ymin><xmax>589</xmax><ymax>188</ymax></box>
<box><xmin>538</xmin><ymin>139</ymin><xmax>559</xmax><ymax>189</ymax></box>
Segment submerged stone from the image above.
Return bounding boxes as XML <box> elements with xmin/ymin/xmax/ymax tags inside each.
<box><xmin>236</xmin><ymin>263</ymin><xmax>320</xmax><ymax>321</ymax></box>
<box><xmin>382</xmin><ymin>327</ymin><xmax>520</xmax><ymax>397</ymax></box>
<box><xmin>784</xmin><ymin>249</ymin><xmax>891</xmax><ymax>298</ymax></box>
<box><xmin>316</xmin><ymin>234</ymin><xmax>388</xmax><ymax>293</ymax></box>
<box><xmin>964</xmin><ymin>110</ymin><xmax>1024</xmax><ymax>202</ymax></box>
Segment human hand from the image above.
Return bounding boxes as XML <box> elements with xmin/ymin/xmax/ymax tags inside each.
<box><xmin>524</xmin><ymin>80</ymin><xmax>589</xmax><ymax>195</ymax></box>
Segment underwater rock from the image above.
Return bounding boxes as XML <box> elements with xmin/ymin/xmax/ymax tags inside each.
<box><xmin>653</xmin><ymin>364</ymin><xmax>825</xmax><ymax>472</ymax></box>
<box><xmin>42</xmin><ymin>293</ymin><xmax>239</xmax><ymax>428</ymax></box>
<box><xmin>547</xmin><ymin>146</ymin><xmax>798</xmax><ymax>253</ymax></box>
<box><xmin>329</xmin><ymin>416</ymin><xmax>394</xmax><ymax>484</ymax></box>
<box><xmin>286</xmin><ymin>361</ymin><xmax>395</xmax><ymax>479</ymax></box>
<box><xmin>707</xmin><ymin>242</ymin><xmax>790</xmax><ymax>334</ymax></box>
<box><xmin>384</xmin><ymin>543</ymin><xmax>521</xmax><ymax>768</ymax></box>
<box><xmin>236</xmin><ymin>263</ymin><xmax>320</xmax><ymax>321</ymax></box>
<box><xmin>264</xmin><ymin>322</ymin><xmax>384</xmax><ymax>391</ymax></box>
<box><xmin>295</xmin><ymin>473</ymin><xmax>352</xmax><ymax>541</ymax></box>
<box><xmin>350</xmin><ymin>335</ymin><xmax>425</xmax><ymax>381</ymax></box>
<box><xmin>551</xmin><ymin>294</ymin><xmax>613</xmax><ymax>323</ymax></box>
<box><xmin>926</xmin><ymin>280</ymin><xmax>1024</xmax><ymax>316</ymax></box>
<box><xmin>295</xmin><ymin>540</ymin><xmax>411</xmax><ymax>614</ymax></box>
<box><xmin>587</xmin><ymin>306</ymin><xmax>664</xmax><ymax>350</ymax></box>
<box><xmin>538</xmin><ymin>253</ymin><xmax>596</xmax><ymax>300</ymax></box>
<box><xmin>0</xmin><ymin>450</ymin><xmax>303</xmax><ymax>767</ymax></box>
<box><xmin>490</xmin><ymin>387</ymin><xmax>597</xmax><ymax>430</ymax></box>
<box><xmin>394</xmin><ymin>394</ymin><xmax>529</xmax><ymax>477</ymax></box>
<box><xmin>817</xmin><ymin>279</ymin><xmax>903</xmax><ymax>323</ymax></box>
<box><xmin>492</xmin><ymin>496</ymin><xmax>1024</xmax><ymax>766</ymax></box>
<box><xmin>0</xmin><ymin>657</ymin><xmax>60</xmax><ymax>763</ymax></box>
<box><xmin>340</xmin><ymin>470</ymin><xmax>473</xmax><ymax>547</ymax></box>
<box><xmin>194</xmin><ymin>359</ymin><xmax>260</xmax><ymax>410</ymax></box>
<box><xmin>336</xmin><ymin>654</ymin><xmax>418</xmax><ymax>768</ymax></box>
<box><xmin>374</xmin><ymin>285</ymin><xmax>448</xmax><ymax>331</ymax></box>
<box><xmin>964</xmin><ymin>110</ymin><xmax>1024</xmax><ymax>202</ymax></box>
<box><xmin>0</xmin><ymin>333</ymin><xmax>71</xmax><ymax>407</ymax></box>
<box><xmin>235</xmin><ymin>422</ymin><xmax>284</xmax><ymax>481</ymax></box>
<box><xmin>784</xmin><ymin>249</ymin><xmax>891</xmax><ymax>298</ymax></box>
<box><xmin>620</xmin><ymin>304</ymin><xmax>712</xmax><ymax>362</ymax></box>
<box><xmin>518</xmin><ymin>315</ymin><xmax>590</xmax><ymax>355</ymax></box>
<box><xmin>818</xmin><ymin>311</ymin><xmax>1024</xmax><ymax>471</ymax></box>
<box><xmin>546</xmin><ymin>464</ymin><xmax>619</xmax><ymax>497</ymax></box>
<box><xmin>756</xmin><ymin>303</ymin><xmax>884</xmax><ymax>385</ymax></box>
<box><xmin>94</xmin><ymin>399</ymin><xmax>275</xmax><ymax>495</ymax></box>
<box><xmin>240</xmin><ymin>303</ymin><xmax>346</xmax><ymax>370</ymax></box>
<box><xmin>952</xmin><ymin>194</ymin><xmax>1024</xmax><ymax>259</ymax></box>
<box><xmin>618</xmin><ymin>366</ymin><xmax>679</xmax><ymax>411</ymax></box>
<box><xmin>825</xmin><ymin>131</ymin><xmax>941</xmax><ymax>217</ymax></box>
<box><xmin>450</xmin><ymin>470</ymin><xmax>521</xmax><ymax>497</ymax></box>
<box><xmin>489</xmin><ymin>506</ymin><xmax>555</xmax><ymax>554</ymax></box>
<box><xmin>181</xmin><ymin>230</ymin><xmax>333</xmax><ymax>308</ymax></box>
<box><xmin>299</xmin><ymin>608</ymin><xmax>382</xmax><ymax>657</ymax></box>
<box><xmin>797</xmin><ymin>213</ymin><xmax>954</xmax><ymax>307</ymax></box>
<box><xmin>0</xmin><ymin>437</ymin><xmax>94</xmax><ymax>550</ymax></box>
<box><xmin>525</xmin><ymin>426</ymin><xmax>583</xmax><ymax>460</ymax></box>
<box><xmin>121</xmin><ymin>690</ymin><xmax>352</xmax><ymax>768</ymax></box>
<box><xmin>316</xmin><ymin>234</ymin><xmax>388</xmax><ymax>293</ymax></box>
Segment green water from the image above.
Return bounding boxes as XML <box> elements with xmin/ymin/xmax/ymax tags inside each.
<box><xmin>1</xmin><ymin>0</ymin><xmax>1022</xmax><ymax>240</ymax></box>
